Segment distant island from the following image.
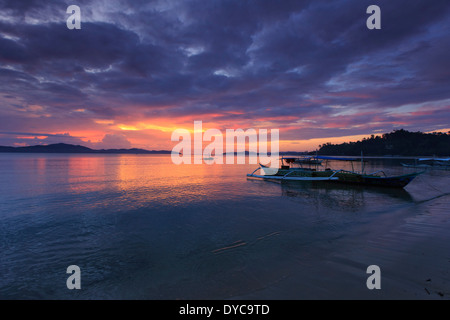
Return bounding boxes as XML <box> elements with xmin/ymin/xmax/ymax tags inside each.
<box><xmin>316</xmin><ymin>129</ymin><xmax>450</xmax><ymax>156</ymax></box>
<box><xmin>1</xmin><ymin>129</ymin><xmax>449</xmax><ymax>157</ymax></box>
<box><xmin>0</xmin><ymin>143</ymin><xmax>308</xmax><ymax>156</ymax></box>
<box><xmin>0</xmin><ymin>143</ymin><xmax>171</xmax><ymax>154</ymax></box>
<box><xmin>222</xmin><ymin>151</ymin><xmax>308</xmax><ymax>156</ymax></box>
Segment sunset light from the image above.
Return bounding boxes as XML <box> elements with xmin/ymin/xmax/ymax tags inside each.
<box><xmin>1</xmin><ymin>0</ymin><xmax>450</xmax><ymax>304</ymax></box>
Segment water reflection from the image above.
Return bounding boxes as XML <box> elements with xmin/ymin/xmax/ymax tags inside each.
<box><xmin>1</xmin><ymin>153</ymin><xmax>449</xmax><ymax>299</ymax></box>
<box><xmin>247</xmin><ymin>179</ymin><xmax>415</xmax><ymax>212</ymax></box>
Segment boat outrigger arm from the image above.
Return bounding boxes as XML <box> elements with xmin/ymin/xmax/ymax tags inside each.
<box><xmin>246</xmin><ymin>166</ymin><xmax>340</xmax><ymax>181</ymax></box>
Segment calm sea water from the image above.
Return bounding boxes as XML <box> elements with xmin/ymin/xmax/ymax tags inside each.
<box><xmin>0</xmin><ymin>154</ymin><xmax>449</xmax><ymax>299</ymax></box>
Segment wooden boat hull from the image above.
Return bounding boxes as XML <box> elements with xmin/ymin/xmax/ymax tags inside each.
<box><xmin>247</xmin><ymin>169</ymin><xmax>422</xmax><ymax>188</ymax></box>
<box><xmin>335</xmin><ymin>172</ymin><xmax>421</xmax><ymax>188</ymax></box>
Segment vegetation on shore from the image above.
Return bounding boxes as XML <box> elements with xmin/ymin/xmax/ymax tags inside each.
<box><xmin>317</xmin><ymin>129</ymin><xmax>450</xmax><ymax>156</ymax></box>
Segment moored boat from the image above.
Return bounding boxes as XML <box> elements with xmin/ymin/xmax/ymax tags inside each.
<box><xmin>293</xmin><ymin>156</ymin><xmax>323</xmax><ymax>165</ymax></box>
<box><xmin>401</xmin><ymin>158</ymin><xmax>450</xmax><ymax>170</ymax></box>
<box><xmin>247</xmin><ymin>156</ymin><xmax>423</xmax><ymax>188</ymax></box>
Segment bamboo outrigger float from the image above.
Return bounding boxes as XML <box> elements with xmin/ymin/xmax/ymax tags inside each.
<box><xmin>247</xmin><ymin>155</ymin><xmax>423</xmax><ymax>188</ymax></box>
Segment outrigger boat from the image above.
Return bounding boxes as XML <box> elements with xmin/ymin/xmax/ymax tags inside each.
<box><xmin>293</xmin><ymin>156</ymin><xmax>323</xmax><ymax>165</ymax></box>
<box><xmin>247</xmin><ymin>156</ymin><xmax>423</xmax><ymax>188</ymax></box>
<box><xmin>401</xmin><ymin>158</ymin><xmax>450</xmax><ymax>170</ymax></box>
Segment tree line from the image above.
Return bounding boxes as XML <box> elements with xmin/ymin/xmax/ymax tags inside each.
<box><xmin>317</xmin><ymin>129</ymin><xmax>450</xmax><ymax>156</ymax></box>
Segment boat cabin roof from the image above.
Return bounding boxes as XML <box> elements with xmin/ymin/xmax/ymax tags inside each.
<box><xmin>316</xmin><ymin>156</ymin><xmax>363</xmax><ymax>161</ymax></box>
<box><xmin>418</xmin><ymin>158</ymin><xmax>450</xmax><ymax>162</ymax></box>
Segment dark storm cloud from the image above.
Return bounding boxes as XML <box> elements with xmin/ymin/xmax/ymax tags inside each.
<box><xmin>0</xmin><ymin>20</ymin><xmax>143</xmax><ymax>113</ymax></box>
<box><xmin>0</xmin><ymin>37</ymin><xmax>30</xmax><ymax>62</ymax></box>
<box><xmin>1</xmin><ymin>21</ymin><xmax>139</xmax><ymax>68</ymax></box>
<box><xmin>0</xmin><ymin>0</ymin><xmax>50</xmax><ymax>18</ymax></box>
<box><xmin>0</xmin><ymin>0</ymin><xmax>450</xmax><ymax>147</ymax></box>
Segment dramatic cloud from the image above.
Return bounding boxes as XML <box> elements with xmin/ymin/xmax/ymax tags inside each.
<box><xmin>0</xmin><ymin>0</ymin><xmax>449</xmax><ymax>150</ymax></box>
<box><xmin>93</xmin><ymin>133</ymin><xmax>132</xmax><ymax>150</ymax></box>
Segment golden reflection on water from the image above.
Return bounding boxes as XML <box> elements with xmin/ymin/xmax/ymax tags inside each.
<box><xmin>44</xmin><ymin>155</ymin><xmax>417</xmax><ymax>205</ymax></box>
<box><xmin>3</xmin><ymin>154</ymin><xmax>431</xmax><ymax>211</ymax></box>
<box><xmin>53</xmin><ymin>155</ymin><xmax>248</xmax><ymax>205</ymax></box>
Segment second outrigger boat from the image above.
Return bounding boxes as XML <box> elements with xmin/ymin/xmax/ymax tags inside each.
<box><xmin>401</xmin><ymin>158</ymin><xmax>450</xmax><ymax>170</ymax></box>
<box><xmin>247</xmin><ymin>156</ymin><xmax>423</xmax><ymax>188</ymax></box>
<box><xmin>293</xmin><ymin>156</ymin><xmax>323</xmax><ymax>165</ymax></box>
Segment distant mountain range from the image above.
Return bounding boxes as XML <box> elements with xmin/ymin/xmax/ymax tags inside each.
<box><xmin>0</xmin><ymin>143</ymin><xmax>311</xmax><ymax>155</ymax></box>
<box><xmin>0</xmin><ymin>143</ymin><xmax>171</xmax><ymax>154</ymax></box>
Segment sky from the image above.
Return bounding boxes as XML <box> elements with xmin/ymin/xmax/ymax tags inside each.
<box><xmin>0</xmin><ymin>0</ymin><xmax>449</xmax><ymax>151</ymax></box>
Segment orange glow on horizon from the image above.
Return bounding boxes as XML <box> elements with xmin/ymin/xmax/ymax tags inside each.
<box><xmin>29</xmin><ymin>113</ymin><xmax>449</xmax><ymax>153</ymax></box>
<box><xmin>16</xmin><ymin>136</ymin><xmax>48</xmax><ymax>140</ymax></box>
<box><xmin>72</xmin><ymin>122</ymin><xmax>385</xmax><ymax>152</ymax></box>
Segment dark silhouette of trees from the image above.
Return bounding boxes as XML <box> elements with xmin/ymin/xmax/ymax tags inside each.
<box><xmin>317</xmin><ymin>129</ymin><xmax>450</xmax><ymax>156</ymax></box>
